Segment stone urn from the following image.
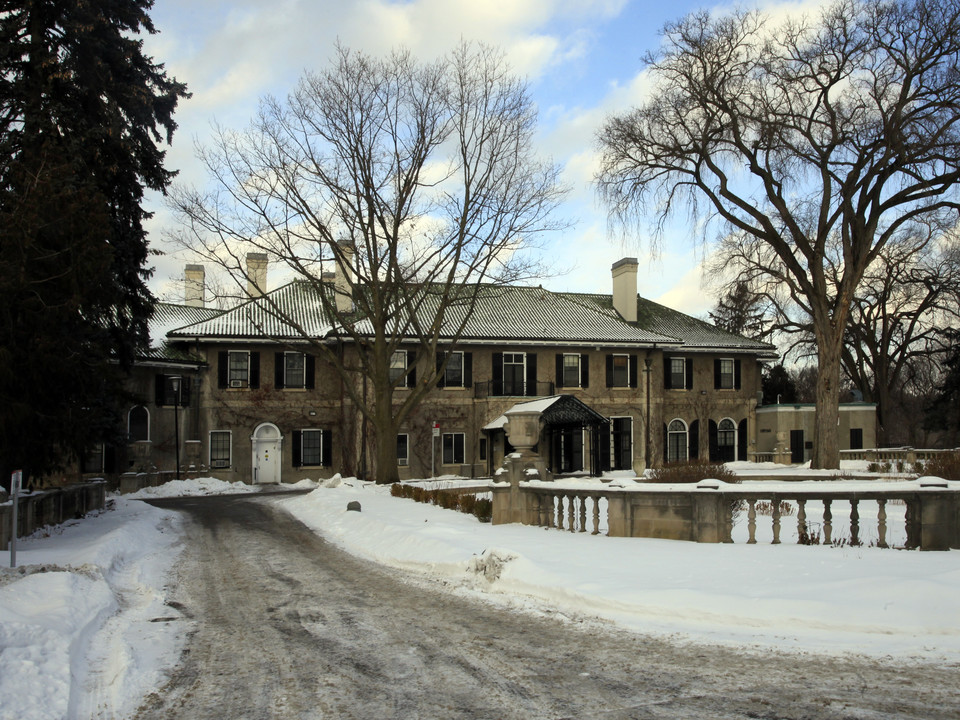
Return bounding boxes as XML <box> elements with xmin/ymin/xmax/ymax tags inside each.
<box><xmin>503</xmin><ymin>409</ymin><xmax>541</xmax><ymax>461</ymax></box>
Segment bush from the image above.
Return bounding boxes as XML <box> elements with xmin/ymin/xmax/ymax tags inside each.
<box><xmin>924</xmin><ymin>451</ymin><xmax>960</xmax><ymax>481</ymax></box>
<box><xmin>390</xmin><ymin>483</ymin><xmax>492</xmax><ymax>522</ymax></box>
<box><xmin>649</xmin><ymin>459</ymin><xmax>739</xmax><ymax>484</ymax></box>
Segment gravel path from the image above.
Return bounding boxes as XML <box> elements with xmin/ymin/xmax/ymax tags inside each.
<box><xmin>133</xmin><ymin>495</ymin><xmax>960</xmax><ymax>719</ymax></box>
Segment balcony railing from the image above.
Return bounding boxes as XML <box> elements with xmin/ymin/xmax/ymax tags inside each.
<box><xmin>474</xmin><ymin>380</ymin><xmax>555</xmax><ymax>399</ymax></box>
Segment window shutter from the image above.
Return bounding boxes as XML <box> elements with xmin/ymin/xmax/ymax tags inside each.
<box><xmin>738</xmin><ymin>418</ymin><xmax>748</xmax><ymax>461</ymax></box>
<box><xmin>218</xmin><ymin>352</ymin><xmax>228</xmax><ymax>389</ymax></box>
<box><xmin>714</xmin><ymin>359</ymin><xmax>721</xmax><ymax>389</ymax></box>
<box><xmin>580</xmin><ymin>353</ymin><xmax>589</xmax><ymax>388</ymax></box>
<box><xmin>406</xmin><ymin>350</ymin><xmax>417</xmax><ymax>388</ymax></box>
<box><xmin>250</xmin><ymin>352</ymin><xmax>260</xmax><ymax>389</ymax></box>
<box><xmin>629</xmin><ymin>355</ymin><xmax>638</xmax><ymax>388</ymax></box>
<box><xmin>155</xmin><ymin>374</ymin><xmax>166</xmax><ymax>406</ymax></box>
<box><xmin>464</xmin><ymin>353</ymin><xmax>472</xmax><ymax>388</ymax></box>
<box><xmin>525</xmin><ymin>353</ymin><xmax>537</xmax><ymax>396</ymax></box>
<box><xmin>685</xmin><ymin>358</ymin><xmax>694</xmax><ymax>390</ymax></box>
<box><xmin>605</xmin><ymin>355</ymin><xmax>614</xmax><ymax>387</ymax></box>
<box><xmin>664</xmin><ymin>357</ymin><xmax>672</xmax><ymax>389</ymax></box>
<box><xmin>734</xmin><ymin>359</ymin><xmax>742</xmax><ymax>390</ymax></box>
<box><xmin>436</xmin><ymin>352</ymin><xmax>446</xmax><ymax>388</ymax></box>
<box><xmin>555</xmin><ymin>354</ymin><xmax>564</xmax><ymax>388</ymax></box>
<box><xmin>663</xmin><ymin>423</ymin><xmax>668</xmax><ymax>464</ymax></box>
<box><xmin>321</xmin><ymin>429</ymin><xmax>332</xmax><ymax>466</ymax></box>
<box><xmin>305</xmin><ymin>355</ymin><xmax>315</xmax><ymax>389</ymax></box>
<box><xmin>708</xmin><ymin>420</ymin><xmax>719</xmax><ymax>462</ymax></box>
<box><xmin>180</xmin><ymin>378</ymin><xmax>191</xmax><ymax>407</ymax></box>
<box><xmin>492</xmin><ymin>352</ymin><xmax>503</xmax><ymax>394</ymax></box>
<box><xmin>689</xmin><ymin>420</ymin><xmax>699</xmax><ymax>460</ymax></box>
<box><xmin>275</xmin><ymin>352</ymin><xmax>285</xmax><ymax>389</ymax></box>
<box><xmin>292</xmin><ymin>430</ymin><xmax>302</xmax><ymax>467</ymax></box>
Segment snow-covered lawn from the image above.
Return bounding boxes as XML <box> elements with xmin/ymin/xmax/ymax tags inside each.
<box><xmin>1</xmin><ymin>471</ymin><xmax>957</xmax><ymax>719</ymax></box>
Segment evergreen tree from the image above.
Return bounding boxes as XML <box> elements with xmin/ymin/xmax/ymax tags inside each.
<box><xmin>708</xmin><ymin>280</ymin><xmax>769</xmax><ymax>340</ymax></box>
<box><xmin>0</xmin><ymin>0</ymin><xmax>188</xmax><ymax>486</ymax></box>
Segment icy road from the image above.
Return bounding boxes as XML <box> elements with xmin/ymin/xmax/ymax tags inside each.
<box><xmin>133</xmin><ymin>494</ymin><xmax>959</xmax><ymax>719</ymax></box>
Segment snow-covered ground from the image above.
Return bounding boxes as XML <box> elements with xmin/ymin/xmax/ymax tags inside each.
<box><xmin>1</xmin><ymin>471</ymin><xmax>957</xmax><ymax>719</ymax></box>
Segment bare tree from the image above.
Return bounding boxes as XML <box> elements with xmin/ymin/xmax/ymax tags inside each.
<box><xmin>170</xmin><ymin>43</ymin><xmax>567</xmax><ymax>483</ymax></box>
<box><xmin>597</xmin><ymin>0</ymin><xmax>960</xmax><ymax>468</ymax></box>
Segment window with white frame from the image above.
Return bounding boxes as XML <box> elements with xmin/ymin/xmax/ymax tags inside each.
<box><xmin>563</xmin><ymin>354</ymin><xmax>582</xmax><ymax>388</ymax></box>
<box><xmin>389</xmin><ymin>351</ymin><xmax>407</xmax><ymax>384</ymax></box>
<box><xmin>210</xmin><ymin>431</ymin><xmax>232</xmax><ymax>468</ymax></box>
<box><xmin>717</xmin><ymin>358</ymin><xmax>735</xmax><ymax>389</ymax></box>
<box><xmin>397</xmin><ymin>434</ymin><xmax>409</xmax><ymax>466</ymax></box>
<box><xmin>717</xmin><ymin>418</ymin><xmax>737</xmax><ymax>461</ymax></box>
<box><xmin>284</xmin><ymin>352</ymin><xmax>305</xmax><ymax>388</ymax></box>
<box><xmin>667</xmin><ymin>419</ymin><xmax>688</xmax><ymax>463</ymax></box>
<box><xmin>301</xmin><ymin>429</ymin><xmax>323</xmax><ymax>466</ymax></box>
<box><xmin>502</xmin><ymin>353</ymin><xmax>526</xmax><ymax>395</ymax></box>
<box><xmin>669</xmin><ymin>358</ymin><xmax>686</xmax><ymax>389</ymax></box>
<box><xmin>442</xmin><ymin>432</ymin><xmax>465</xmax><ymax>465</ymax></box>
<box><xmin>610</xmin><ymin>354</ymin><xmax>629</xmax><ymax>387</ymax></box>
<box><xmin>228</xmin><ymin>351</ymin><xmax>250</xmax><ymax>388</ymax></box>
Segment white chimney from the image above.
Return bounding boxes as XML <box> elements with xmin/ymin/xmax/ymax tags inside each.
<box><xmin>334</xmin><ymin>244</ymin><xmax>354</xmax><ymax>313</ymax></box>
<box><xmin>184</xmin><ymin>264</ymin><xmax>205</xmax><ymax>307</ymax></box>
<box><xmin>247</xmin><ymin>253</ymin><xmax>268</xmax><ymax>297</ymax></box>
<box><xmin>612</xmin><ymin>257</ymin><xmax>638</xmax><ymax>322</ymax></box>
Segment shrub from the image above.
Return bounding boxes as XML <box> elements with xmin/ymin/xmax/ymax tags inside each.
<box><xmin>924</xmin><ymin>451</ymin><xmax>960</xmax><ymax>481</ymax></box>
<box><xmin>913</xmin><ymin>459</ymin><xmax>925</xmax><ymax>475</ymax></box>
<box><xmin>649</xmin><ymin>459</ymin><xmax>739</xmax><ymax>484</ymax></box>
<box><xmin>390</xmin><ymin>482</ymin><xmax>492</xmax><ymax>522</ymax></box>
<box><xmin>472</xmin><ymin>497</ymin><xmax>493</xmax><ymax>523</ymax></box>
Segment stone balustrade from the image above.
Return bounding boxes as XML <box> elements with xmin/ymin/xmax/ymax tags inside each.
<box><xmin>492</xmin><ymin>477</ymin><xmax>960</xmax><ymax>551</ymax></box>
<box><xmin>0</xmin><ymin>481</ymin><xmax>107</xmax><ymax>551</ymax></box>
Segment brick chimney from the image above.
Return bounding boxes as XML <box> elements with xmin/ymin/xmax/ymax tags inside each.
<box><xmin>246</xmin><ymin>253</ymin><xmax>268</xmax><ymax>297</ymax></box>
<box><xmin>184</xmin><ymin>264</ymin><xmax>205</xmax><ymax>307</ymax></box>
<box><xmin>334</xmin><ymin>243</ymin><xmax>354</xmax><ymax>313</ymax></box>
<box><xmin>612</xmin><ymin>257</ymin><xmax>638</xmax><ymax>322</ymax></box>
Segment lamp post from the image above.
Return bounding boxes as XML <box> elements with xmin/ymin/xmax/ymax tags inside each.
<box><xmin>170</xmin><ymin>376</ymin><xmax>181</xmax><ymax>481</ymax></box>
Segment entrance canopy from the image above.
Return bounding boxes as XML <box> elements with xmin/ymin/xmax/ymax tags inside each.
<box><xmin>482</xmin><ymin>395</ymin><xmax>608</xmax><ymax>431</ymax></box>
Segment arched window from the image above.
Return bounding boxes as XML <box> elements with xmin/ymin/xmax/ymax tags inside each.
<box><xmin>717</xmin><ymin>417</ymin><xmax>737</xmax><ymax>462</ymax></box>
<box><xmin>128</xmin><ymin>406</ymin><xmax>149</xmax><ymax>442</ymax></box>
<box><xmin>667</xmin><ymin>419</ymin><xmax>688</xmax><ymax>463</ymax></box>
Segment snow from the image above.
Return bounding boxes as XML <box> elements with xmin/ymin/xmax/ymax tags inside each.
<box><xmin>1</xmin><ymin>470</ymin><xmax>957</xmax><ymax>719</ymax></box>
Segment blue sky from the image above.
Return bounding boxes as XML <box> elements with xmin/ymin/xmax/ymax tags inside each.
<box><xmin>142</xmin><ymin>0</ymin><xmax>822</xmax><ymax>316</ymax></box>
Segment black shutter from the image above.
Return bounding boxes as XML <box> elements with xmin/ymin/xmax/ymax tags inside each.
<box><xmin>629</xmin><ymin>355</ymin><xmax>638</xmax><ymax>388</ymax></box>
<box><xmin>734</xmin><ymin>359</ymin><xmax>742</xmax><ymax>390</ymax></box>
<box><xmin>275</xmin><ymin>352</ymin><xmax>285</xmax><ymax>389</ymax></box>
<box><xmin>685</xmin><ymin>358</ymin><xmax>694</xmax><ymax>390</ymax></box>
<box><xmin>708</xmin><ymin>420</ymin><xmax>719</xmax><ymax>461</ymax></box>
<box><xmin>436</xmin><ymin>352</ymin><xmax>446</xmax><ymax>388</ymax></box>
<box><xmin>464</xmin><ymin>352</ymin><xmax>472</xmax><ymax>388</ymax></box>
<box><xmin>579</xmin><ymin>353</ymin><xmax>588</xmax><ymax>388</ymax></box>
<box><xmin>738</xmin><ymin>418</ymin><xmax>748</xmax><ymax>461</ymax></box>
<box><xmin>180</xmin><ymin>377</ymin><xmax>191</xmax><ymax>407</ymax></box>
<box><xmin>555</xmin><ymin>354</ymin><xmax>564</xmax><ymax>388</ymax></box>
<box><xmin>492</xmin><ymin>352</ymin><xmax>503</xmax><ymax>394</ymax></box>
<box><xmin>663</xmin><ymin>357</ymin><xmax>672</xmax><ymax>389</ymax></box>
<box><xmin>305</xmin><ymin>355</ymin><xmax>315</xmax><ymax>389</ymax></box>
<box><xmin>292</xmin><ymin>430</ymin><xmax>302</xmax><ymax>467</ymax></box>
<box><xmin>689</xmin><ymin>420</ymin><xmax>699</xmax><ymax>460</ymax></box>
<box><xmin>714</xmin><ymin>359</ymin><xmax>721</xmax><ymax>389</ymax></box>
<box><xmin>155</xmin><ymin>374</ymin><xmax>166</xmax><ymax>406</ymax></box>
<box><xmin>250</xmin><ymin>352</ymin><xmax>260</xmax><ymax>389</ymax></box>
<box><xmin>321</xmin><ymin>429</ymin><xmax>332</xmax><ymax>466</ymax></box>
<box><xmin>407</xmin><ymin>350</ymin><xmax>416</xmax><ymax>388</ymax></box>
<box><xmin>218</xmin><ymin>352</ymin><xmax>228</xmax><ymax>389</ymax></box>
<box><xmin>526</xmin><ymin>353</ymin><xmax>537</xmax><ymax>396</ymax></box>
<box><xmin>605</xmin><ymin>355</ymin><xmax>613</xmax><ymax>387</ymax></box>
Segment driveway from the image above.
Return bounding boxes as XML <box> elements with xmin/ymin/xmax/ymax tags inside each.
<box><xmin>134</xmin><ymin>495</ymin><xmax>959</xmax><ymax>719</ymax></box>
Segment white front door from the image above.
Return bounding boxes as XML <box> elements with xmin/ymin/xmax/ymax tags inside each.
<box><xmin>252</xmin><ymin>423</ymin><xmax>283</xmax><ymax>484</ymax></box>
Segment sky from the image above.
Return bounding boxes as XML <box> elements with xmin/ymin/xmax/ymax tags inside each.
<box><xmin>141</xmin><ymin>0</ymin><xmax>826</xmax><ymax>317</ymax></box>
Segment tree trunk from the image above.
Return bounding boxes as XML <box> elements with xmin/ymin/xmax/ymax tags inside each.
<box><xmin>371</xmin><ymin>383</ymin><xmax>401</xmax><ymax>484</ymax></box>
<box><xmin>812</xmin><ymin>337</ymin><xmax>842</xmax><ymax>469</ymax></box>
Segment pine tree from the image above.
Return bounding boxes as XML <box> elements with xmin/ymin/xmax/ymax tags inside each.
<box><xmin>0</xmin><ymin>0</ymin><xmax>188</xmax><ymax>486</ymax></box>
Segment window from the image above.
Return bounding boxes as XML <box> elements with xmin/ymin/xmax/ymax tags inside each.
<box><xmin>717</xmin><ymin>418</ymin><xmax>736</xmax><ymax>462</ymax></box>
<box><xmin>301</xmin><ymin>429</ymin><xmax>323</xmax><ymax>466</ymax></box>
<box><xmin>479</xmin><ymin>437</ymin><xmax>487</xmax><ymax>461</ymax></box>
<box><xmin>671</xmin><ymin>358</ymin><xmax>686</xmax><ymax>388</ymax></box>
<box><xmin>714</xmin><ymin>358</ymin><xmax>741</xmax><ymax>390</ymax></box>
<box><xmin>397</xmin><ymin>434</ymin><xmax>409</xmax><ymax>466</ymax></box>
<box><xmin>210</xmin><ymin>431</ymin><xmax>232</xmax><ymax>468</ymax></box>
<box><xmin>389</xmin><ymin>351</ymin><xmax>407</xmax><ymax>384</ymax></box>
<box><xmin>128</xmin><ymin>406</ymin><xmax>149</xmax><ymax>442</ymax></box>
<box><xmin>562</xmin><ymin>354</ymin><xmax>583</xmax><ymax>388</ymax></box>
<box><xmin>284</xmin><ymin>352</ymin><xmax>305</xmax><ymax>388</ymax></box>
<box><xmin>850</xmin><ymin>428</ymin><xmax>864</xmax><ymax>450</ymax></box>
<box><xmin>553</xmin><ymin>428</ymin><xmax>584</xmax><ymax>473</ymax></box>
<box><xmin>600</xmin><ymin>417</ymin><xmax>632</xmax><ymax>471</ymax></box>
<box><xmin>502</xmin><ymin>353</ymin><xmax>526</xmax><ymax>395</ymax></box>
<box><xmin>667</xmin><ymin>419</ymin><xmax>688</xmax><ymax>463</ymax></box>
<box><xmin>606</xmin><ymin>354</ymin><xmax>637</xmax><ymax>388</ymax></box>
<box><xmin>445</xmin><ymin>352</ymin><xmax>463</xmax><ymax>387</ymax></box>
<box><xmin>442</xmin><ymin>432</ymin><xmax>465</xmax><ymax>465</ymax></box>
<box><xmin>229</xmin><ymin>351</ymin><xmax>250</xmax><ymax>388</ymax></box>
